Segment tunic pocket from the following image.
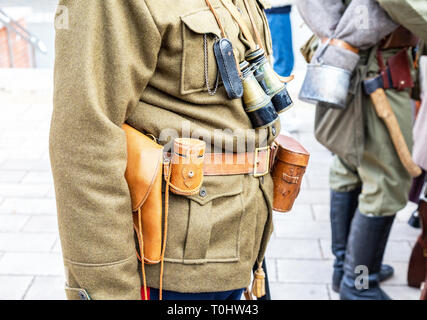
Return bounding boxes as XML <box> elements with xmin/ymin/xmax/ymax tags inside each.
<box><xmin>180</xmin><ymin>7</ymin><xmax>239</xmax><ymax>95</ymax></box>
<box><xmin>164</xmin><ymin>175</ymin><xmax>244</xmax><ymax>264</ymax></box>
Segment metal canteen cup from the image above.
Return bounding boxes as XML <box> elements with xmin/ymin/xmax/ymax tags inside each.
<box><xmin>247</xmin><ymin>48</ymin><xmax>293</xmax><ymax>114</ymax></box>
<box><xmin>299</xmin><ymin>63</ymin><xmax>351</xmax><ymax>110</ymax></box>
<box><xmin>240</xmin><ymin>61</ymin><xmax>279</xmax><ymax>129</ymax></box>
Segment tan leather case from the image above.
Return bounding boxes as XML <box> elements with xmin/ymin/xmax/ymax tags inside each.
<box><xmin>272</xmin><ymin>135</ymin><xmax>310</xmax><ymax>213</ymax></box>
<box><xmin>168</xmin><ymin>138</ymin><xmax>206</xmax><ymax>196</ymax></box>
<box><xmin>123</xmin><ymin>124</ymin><xmax>163</xmax><ymax>265</ymax></box>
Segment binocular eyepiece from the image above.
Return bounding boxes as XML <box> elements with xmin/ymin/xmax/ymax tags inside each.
<box><xmin>246</xmin><ymin>48</ymin><xmax>293</xmax><ymax>114</ymax></box>
<box><xmin>240</xmin><ymin>60</ymin><xmax>278</xmax><ymax>129</ymax></box>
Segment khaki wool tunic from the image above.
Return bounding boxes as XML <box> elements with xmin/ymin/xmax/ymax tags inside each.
<box><xmin>50</xmin><ymin>0</ymin><xmax>280</xmax><ymax>300</ymax></box>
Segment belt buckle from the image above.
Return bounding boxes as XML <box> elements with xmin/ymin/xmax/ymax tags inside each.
<box><xmin>253</xmin><ymin>146</ymin><xmax>270</xmax><ymax>178</ymax></box>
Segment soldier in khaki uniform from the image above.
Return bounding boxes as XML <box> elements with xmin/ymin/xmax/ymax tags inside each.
<box><xmin>50</xmin><ymin>0</ymin><xmax>280</xmax><ymax>300</ymax></box>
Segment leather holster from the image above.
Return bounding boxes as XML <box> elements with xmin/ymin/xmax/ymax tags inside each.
<box><xmin>123</xmin><ymin>124</ymin><xmax>164</xmax><ymax>265</ymax></box>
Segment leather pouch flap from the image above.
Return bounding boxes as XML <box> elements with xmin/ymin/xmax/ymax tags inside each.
<box><xmin>275</xmin><ymin>135</ymin><xmax>310</xmax><ymax>167</ymax></box>
<box><xmin>123</xmin><ymin>124</ymin><xmax>164</xmax><ymax>211</ymax></box>
<box><xmin>388</xmin><ymin>48</ymin><xmax>414</xmax><ymax>91</ymax></box>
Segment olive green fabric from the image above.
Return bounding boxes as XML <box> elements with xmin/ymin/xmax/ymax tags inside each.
<box><xmin>329</xmin><ymin>48</ymin><xmax>414</xmax><ymax>217</ymax></box>
<box><xmin>376</xmin><ymin>0</ymin><xmax>427</xmax><ymax>43</ymax></box>
<box><xmin>314</xmin><ymin>48</ymin><xmax>376</xmax><ymax>167</ymax></box>
<box><xmin>50</xmin><ymin>0</ymin><xmax>278</xmax><ymax>300</ymax></box>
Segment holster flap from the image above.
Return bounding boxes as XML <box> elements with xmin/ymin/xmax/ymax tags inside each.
<box><xmin>123</xmin><ymin>124</ymin><xmax>164</xmax><ymax>211</ymax></box>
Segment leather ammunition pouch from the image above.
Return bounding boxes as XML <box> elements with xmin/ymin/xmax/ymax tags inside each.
<box><xmin>378</xmin><ymin>47</ymin><xmax>414</xmax><ymax>92</ymax></box>
<box><xmin>165</xmin><ymin>138</ymin><xmax>206</xmax><ymax>196</ymax></box>
<box><xmin>271</xmin><ymin>135</ymin><xmax>310</xmax><ymax>213</ymax></box>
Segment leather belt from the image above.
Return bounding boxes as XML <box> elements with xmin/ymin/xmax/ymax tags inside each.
<box><xmin>164</xmin><ymin>146</ymin><xmax>275</xmax><ymax>177</ymax></box>
<box><xmin>321</xmin><ymin>38</ymin><xmax>359</xmax><ymax>54</ymax></box>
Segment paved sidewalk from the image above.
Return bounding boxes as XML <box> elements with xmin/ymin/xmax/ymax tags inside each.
<box><xmin>0</xmin><ymin>70</ymin><xmax>422</xmax><ymax>300</ymax></box>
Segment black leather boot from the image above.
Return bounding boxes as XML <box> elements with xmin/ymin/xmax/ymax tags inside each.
<box><xmin>339</xmin><ymin>210</ymin><xmax>395</xmax><ymax>300</ymax></box>
<box><xmin>330</xmin><ymin>189</ymin><xmax>360</xmax><ymax>292</ymax></box>
<box><xmin>330</xmin><ymin>189</ymin><xmax>394</xmax><ymax>292</ymax></box>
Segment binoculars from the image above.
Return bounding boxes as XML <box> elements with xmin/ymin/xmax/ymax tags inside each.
<box><xmin>241</xmin><ymin>48</ymin><xmax>293</xmax><ymax>129</ymax></box>
<box><xmin>240</xmin><ymin>60</ymin><xmax>278</xmax><ymax>129</ymax></box>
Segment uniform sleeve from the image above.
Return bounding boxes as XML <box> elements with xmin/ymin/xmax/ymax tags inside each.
<box><xmin>50</xmin><ymin>0</ymin><xmax>161</xmax><ymax>300</ymax></box>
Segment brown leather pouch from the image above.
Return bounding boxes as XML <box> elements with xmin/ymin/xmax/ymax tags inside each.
<box><xmin>123</xmin><ymin>124</ymin><xmax>164</xmax><ymax>265</ymax></box>
<box><xmin>272</xmin><ymin>135</ymin><xmax>310</xmax><ymax>213</ymax></box>
<box><xmin>378</xmin><ymin>48</ymin><xmax>414</xmax><ymax>91</ymax></box>
<box><xmin>166</xmin><ymin>138</ymin><xmax>206</xmax><ymax>196</ymax></box>
<box><xmin>382</xmin><ymin>26</ymin><xmax>419</xmax><ymax>50</ymax></box>
<box><xmin>388</xmin><ymin>48</ymin><xmax>414</xmax><ymax>91</ymax></box>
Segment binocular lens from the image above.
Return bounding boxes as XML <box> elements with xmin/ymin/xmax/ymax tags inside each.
<box><xmin>240</xmin><ymin>61</ymin><xmax>278</xmax><ymax>129</ymax></box>
<box><xmin>247</xmin><ymin>49</ymin><xmax>294</xmax><ymax>114</ymax></box>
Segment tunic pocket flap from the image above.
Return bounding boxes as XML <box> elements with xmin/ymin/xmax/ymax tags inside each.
<box><xmin>186</xmin><ymin>175</ymin><xmax>243</xmax><ymax>206</ymax></box>
<box><xmin>181</xmin><ymin>8</ymin><xmax>222</xmax><ymax>38</ymax></box>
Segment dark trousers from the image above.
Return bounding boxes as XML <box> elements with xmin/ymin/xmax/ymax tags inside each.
<box><xmin>150</xmin><ymin>288</ymin><xmax>245</xmax><ymax>300</ymax></box>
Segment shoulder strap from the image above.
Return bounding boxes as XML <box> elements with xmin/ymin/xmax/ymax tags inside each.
<box><xmin>204</xmin><ymin>0</ymin><xmax>227</xmax><ymax>39</ymax></box>
<box><xmin>242</xmin><ymin>0</ymin><xmax>264</xmax><ymax>50</ymax></box>
<box><xmin>218</xmin><ymin>0</ymin><xmax>257</xmax><ymax>51</ymax></box>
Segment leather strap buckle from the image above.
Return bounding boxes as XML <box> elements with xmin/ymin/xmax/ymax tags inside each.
<box><xmin>253</xmin><ymin>146</ymin><xmax>270</xmax><ymax>178</ymax></box>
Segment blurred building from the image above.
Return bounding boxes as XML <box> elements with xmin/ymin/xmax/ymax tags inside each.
<box><xmin>0</xmin><ymin>1</ymin><xmax>57</xmax><ymax>68</ymax></box>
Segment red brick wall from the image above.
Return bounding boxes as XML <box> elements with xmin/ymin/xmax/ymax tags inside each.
<box><xmin>0</xmin><ymin>19</ymin><xmax>31</xmax><ymax>68</ymax></box>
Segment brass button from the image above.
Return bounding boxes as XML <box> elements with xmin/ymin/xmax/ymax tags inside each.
<box><xmin>199</xmin><ymin>187</ymin><xmax>207</xmax><ymax>198</ymax></box>
<box><xmin>272</xmin><ymin>126</ymin><xmax>277</xmax><ymax>136</ymax></box>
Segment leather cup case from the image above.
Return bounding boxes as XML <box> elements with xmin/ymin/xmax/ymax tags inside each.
<box><xmin>272</xmin><ymin>135</ymin><xmax>310</xmax><ymax>213</ymax></box>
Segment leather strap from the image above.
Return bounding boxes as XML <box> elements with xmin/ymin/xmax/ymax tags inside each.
<box><xmin>218</xmin><ymin>0</ymin><xmax>257</xmax><ymax>50</ymax></box>
<box><xmin>164</xmin><ymin>149</ymin><xmax>273</xmax><ymax>177</ymax></box>
<box><xmin>204</xmin><ymin>0</ymin><xmax>227</xmax><ymax>39</ymax></box>
<box><xmin>321</xmin><ymin>38</ymin><xmax>359</xmax><ymax>54</ymax></box>
<box><xmin>242</xmin><ymin>0</ymin><xmax>264</xmax><ymax>50</ymax></box>
<box><xmin>203</xmin><ymin>150</ymin><xmax>270</xmax><ymax>176</ymax></box>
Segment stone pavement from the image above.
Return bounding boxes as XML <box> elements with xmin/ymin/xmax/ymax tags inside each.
<box><xmin>0</xmin><ymin>70</ymin><xmax>422</xmax><ymax>300</ymax></box>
